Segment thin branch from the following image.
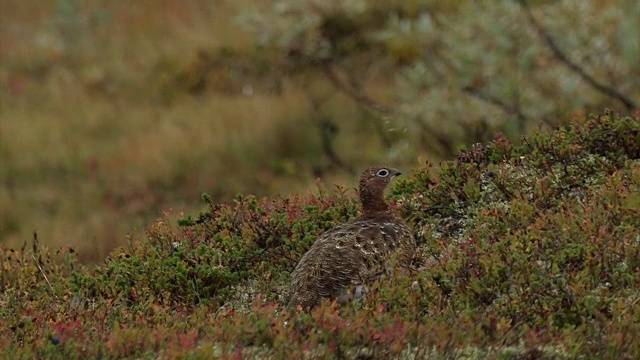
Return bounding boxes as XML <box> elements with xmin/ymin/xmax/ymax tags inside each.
<box><xmin>32</xmin><ymin>254</ymin><xmax>57</xmax><ymax>299</ymax></box>
<box><xmin>31</xmin><ymin>232</ymin><xmax>58</xmax><ymax>299</ymax></box>
<box><xmin>417</xmin><ymin>120</ymin><xmax>455</xmax><ymax>157</ymax></box>
<box><xmin>318</xmin><ymin>117</ymin><xmax>354</xmax><ymax>174</ymax></box>
<box><xmin>462</xmin><ymin>85</ymin><xmax>528</xmax><ymax>123</ymax></box>
<box><xmin>307</xmin><ymin>94</ymin><xmax>354</xmax><ymax>174</ymax></box>
<box><xmin>438</xmin><ymin>51</ymin><xmax>532</xmax><ymax>133</ymax></box>
<box><xmin>517</xmin><ymin>0</ymin><xmax>636</xmax><ymax>111</ymax></box>
<box><xmin>318</xmin><ymin>60</ymin><xmax>394</xmax><ymax>114</ymax></box>
<box><xmin>324</xmin><ymin>60</ymin><xmax>397</xmax><ymax>149</ymax></box>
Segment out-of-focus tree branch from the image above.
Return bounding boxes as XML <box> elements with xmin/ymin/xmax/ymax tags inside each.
<box><xmin>319</xmin><ymin>60</ymin><xmax>393</xmax><ymax>114</ymax></box>
<box><xmin>517</xmin><ymin>0</ymin><xmax>636</xmax><ymax>111</ymax></box>
<box><xmin>462</xmin><ymin>85</ymin><xmax>528</xmax><ymax>124</ymax></box>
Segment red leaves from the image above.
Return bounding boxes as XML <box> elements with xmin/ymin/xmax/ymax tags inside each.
<box><xmin>178</xmin><ymin>329</ymin><xmax>199</xmax><ymax>349</ymax></box>
<box><xmin>51</xmin><ymin>320</ymin><xmax>84</xmax><ymax>343</ymax></box>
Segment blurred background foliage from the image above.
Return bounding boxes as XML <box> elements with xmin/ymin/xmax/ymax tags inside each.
<box><xmin>0</xmin><ymin>0</ymin><xmax>638</xmax><ymax>262</ymax></box>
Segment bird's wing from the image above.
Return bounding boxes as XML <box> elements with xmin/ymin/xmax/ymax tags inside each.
<box><xmin>288</xmin><ymin>222</ymin><xmax>375</xmax><ymax>308</ymax></box>
<box><xmin>288</xmin><ymin>218</ymin><xmax>415</xmax><ymax>309</ymax></box>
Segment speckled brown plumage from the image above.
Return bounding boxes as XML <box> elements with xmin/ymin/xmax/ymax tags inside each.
<box><xmin>288</xmin><ymin>166</ymin><xmax>416</xmax><ymax>309</ymax></box>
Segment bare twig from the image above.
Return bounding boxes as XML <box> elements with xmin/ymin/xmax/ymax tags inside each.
<box><xmin>32</xmin><ymin>231</ymin><xmax>39</xmax><ymax>254</ymax></box>
<box><xmin>438</xmin><ymin>52</ymin><xmax>532</xmax><ymax>136</ymax></box>
<box><xmin>318</xmin><ymin>117</ymin><xmax>354</xmax><ymax>174</ymax></box>
<box><xmin>320</xmin><ymin>59</ymin><xmax>398</xmax><ymax>150</ymax></box>
<box><xmin>462</xmin><ymin>85</ymin><xmax>530</xmax><ymax>132</ymax></box>
<box><xmin>462</xmin><ymin>86</ymin><xmax>524</xmax><ymax>119</ymax></box>
<box><xmin>32</xmin><ymin>254</ymin><xmax>57</xmax><ymax>299</ymax></box>
<box><xmin>307</xmin><ymin>94</ymin><xmax>355</xmax><ymax>174</ymax></box>
<box><xmin>31</xmin><ymin>232</ymin><xmax>58</xmax><ymax>299</ymax></box>
<box><xmin>417</xmin><ymin>120</ymin><xmax>455</xmax><ymax>157</ymax></box>
<box><xmin>319</xmin><ymin>60</ymin><xmax>394</xmax><ymax>114</ymax></box>
<box><xmin>517</xmin><ymin>0</ymin><xmax>636</xmax><ymax>111</ymax></box>
<box><xmin>0</xmin><ymin>249</ymin><xmax>4</xmax><ymax>293</ymax></box>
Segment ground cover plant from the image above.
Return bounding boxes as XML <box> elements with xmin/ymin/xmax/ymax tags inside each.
<box><xmin>2</xmin><ymin>0</ymin><xmax>639</xmax><ymax>262</ymax></box>
<box><xmin>1</xmin><ymin>111</ymin><xmax>639</xmax><ymax>359</ymax></box>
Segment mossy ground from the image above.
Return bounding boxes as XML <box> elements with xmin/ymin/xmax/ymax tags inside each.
<box><xmin>1</xmin><ymin>111</ymin><xmax>639</xmax><ymax>359</ymax></box>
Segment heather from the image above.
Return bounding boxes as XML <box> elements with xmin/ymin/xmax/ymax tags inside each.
<box><xmin>2</xmin><ymin>1</ymin><xmax>639</xmax><ymax>358</ymax></box>
<box><xmin>2</xmin><ymin>112</ymin><xmax>639</xmax><ymax>359</ymax></box>
<box><xmin>2</xmin><ymin>1</ymin><xmax>638</xmax><ymax>261</ymax></box>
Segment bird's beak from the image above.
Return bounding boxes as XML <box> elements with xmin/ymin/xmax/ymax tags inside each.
<box><xmin>391</xmin><ymin>169</ymin><xmax>402</xmax><ymax>178</ymax></box>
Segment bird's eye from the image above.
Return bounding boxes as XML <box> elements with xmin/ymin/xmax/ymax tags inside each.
<box><xmin>376</xmin><ymin>169</ymin><xmax>389</xmax><ymax>177</ymax></box>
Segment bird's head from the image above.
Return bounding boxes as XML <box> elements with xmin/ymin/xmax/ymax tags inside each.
<box><xmin>359</xmin><ymin>166</ymin><xmax>402</xmax><ymax>214</ymax></box>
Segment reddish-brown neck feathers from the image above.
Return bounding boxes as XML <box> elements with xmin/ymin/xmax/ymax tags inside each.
<box><xmin>360</xmin><ymin>177</ymin><xmax>389</xmax><ymax>214</ymax></box>
<box><xmin>358</xmin><ymin>166</ymin><xmax>400</xmax><ymax>215</ymax></box>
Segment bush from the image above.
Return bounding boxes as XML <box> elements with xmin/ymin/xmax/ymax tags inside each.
<box><xmin>1</xmin><ymin>111</ymin><xmax>639</xmax><ymax>358</ymax></box>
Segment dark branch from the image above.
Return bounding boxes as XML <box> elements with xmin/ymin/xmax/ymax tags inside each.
<box><xmin>517</xmin><ymin>0</ymin><xmax>636</xmax><ymax>111</ymax></box>
<box><xmin>462</xmin><ymin>85</ymin><xmax>528</xmax><ymax>123</ymax></box>
<box><xmin>307</xmin><ymin>95</ymin><xmax>354</xmax><ymax>175</ymax></box>
<box><xmin>318</xmin><ymin>59</ymin><xmax>394</xmax><ymax>114</ymax></box>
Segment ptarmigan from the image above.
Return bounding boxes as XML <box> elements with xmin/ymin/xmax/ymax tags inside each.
<box><xmin>288</xmin><ymin>166</ymin><xmax>416</xmax><ymax>309</ymax></box>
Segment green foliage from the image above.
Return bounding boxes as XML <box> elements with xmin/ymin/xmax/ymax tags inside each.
<box><xmin>71</xmin><ymin>191</ymin><xmax>359</xmax><ymax>309</ymax></box>
<box><xmin>237</xmin><ymin>0</ymin><xmax>639</xmax><ymax>156</ymax></box>
<box><xmin>1</xmin><ymin>111</ymin><xmax>639</xmax><ymax>358</ymax></box>
<box><xmin>4</xmin><ymin>0</ymin><xmax>638</xmax><ymax>265</ymax></box>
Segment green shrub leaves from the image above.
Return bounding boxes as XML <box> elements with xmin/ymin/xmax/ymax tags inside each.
<box><xmin>2</xmin><ymin>112</ymin><xmax>639</xmax><ymax>358</ymax></box>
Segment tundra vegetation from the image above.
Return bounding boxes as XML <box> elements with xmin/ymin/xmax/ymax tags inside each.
<box><xmin>1</xmin><ymin>1</ymin><xmax>639</xmax><ymax>358</ymax></box>
<box><xmin>2</xmin><ymin>111</ymin><xmax>639</xmax><ymax>358</ymax></box>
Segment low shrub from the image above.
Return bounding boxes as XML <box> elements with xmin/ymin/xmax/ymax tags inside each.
<box><xmin>1</xmin><ymin>111</ymin><xmax>638</xmax><ymax>358</ymax></box>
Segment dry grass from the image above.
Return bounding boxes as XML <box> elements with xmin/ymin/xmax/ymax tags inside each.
<box><xmin>1</xmin><ymin>1</ymin><xmax>406</xmax><ymax>262</ymax></box>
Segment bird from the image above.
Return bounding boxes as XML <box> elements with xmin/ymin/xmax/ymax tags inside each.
<box><xmin>288</xmin><ymin>166</ymin><xmax>416</xmax><ymax>310</ymax></box>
